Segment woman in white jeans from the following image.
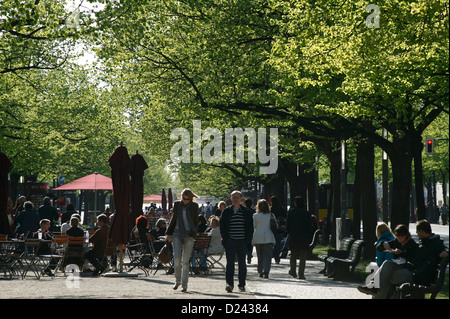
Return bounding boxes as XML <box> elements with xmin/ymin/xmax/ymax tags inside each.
<box><xmin>166</xmin><ymin>189</ymin><xmax>199</xmax><ymax>292</ymax></box>
<box><xmin>252</xmin><ymin>199</ymin><xmax>276</xmax><ymax>278</ymax></box>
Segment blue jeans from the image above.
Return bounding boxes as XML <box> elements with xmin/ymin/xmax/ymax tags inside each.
<box><xmin>172</xmin><ymin>236</ymin><xmax>195</xmax><ymax>288</ymax></box>
<box><xmin>224</xmin><ymin>239</ymin><xmax>248</xmax><ymax>288</ymax></box>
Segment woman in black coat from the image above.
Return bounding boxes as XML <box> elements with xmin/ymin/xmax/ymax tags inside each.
<box><xmin>286</xmin><ymin>196</ymin><xmax>311</xmax><ymax>279</ymax></box>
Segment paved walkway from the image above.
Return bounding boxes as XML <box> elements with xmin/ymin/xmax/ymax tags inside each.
<box><xmin>0</xmin><ymin>256</ymin><xmax>370</xmax><ymax>300</ymax></box>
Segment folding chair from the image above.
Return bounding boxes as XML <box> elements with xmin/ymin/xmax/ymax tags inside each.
<box><xmin>62</xmin><ymin>237</ymin><xmax>85</xmax><ymax>274</ymax></box>
<box><xmin>1</xmin><ymin>236</ymin><xmax>21</xmax><ymax>279</ymax></box>
<box><xmin>149</xmin><ymin>234</ymin><xmax>173</xmax><ymax>275</ymax></box>
<box><xmin>49</xmin><ymin>235</ymin><xmax>68</xmax><ymax>276</ymax></box>
<box><xmin>125</xmin><ymin>231</ymin><xmax>153</xmax><ymax>276</ymax></box>
<box><xmin>190</xmin><ymin>234</ymin><xmax>211</xmax><ymax>276</ymax></box>
<box><xmin>21</xmin><ymin>239</ymin><xmax>47</xmax><ymax>279</ymax></box>
<box><xmin>207</xmin><ymin>252</ymin><xmax>225</xmax><ymax>271</ymax></box>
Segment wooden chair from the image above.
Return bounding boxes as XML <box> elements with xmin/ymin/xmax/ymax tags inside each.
<box><xmin>190</xmin><ymin>234</ymin><xmax>211</xmax><ymax>276</ymax></box>
<box><xmin>62</xmin><ymin>237</ymin><xmax>85</xmax><ymax>274</ymax></box>
<box><xmin>50</xmin><ymin>235</ymin><xmax>68</xmax><ymax>276</ymax></box>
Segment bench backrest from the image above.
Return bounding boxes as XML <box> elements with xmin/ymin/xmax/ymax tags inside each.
<box><xmin>340</xmin><ymin>238</ymin><xmax>355</xmax><ymax>252</ymax></box>
<box><xmin>430</xmin><ymin>256</ymin><xmax>449</xmax><ymax>299</ymax></box>
<box><xmin>309</xmin><ymin>229</ymin><xmax>321</xmax><ymax>249</ymax></box>
<box><xmin>347</xmin><ymin>240</ymin><xmax>365</xmax><ymax>261</ymax></box>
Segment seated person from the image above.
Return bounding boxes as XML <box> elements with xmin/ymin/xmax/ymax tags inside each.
<box><xmin>207</xmin><ymin>217</ymin><xmax>224</xmax><ymax>255</ymax></box>
<box><xmin>84</xmin><ymin>214</ymin><xmax>110</xmax><ymax>275</ymax></box>
<box><xmin>359</xmin><ymin>220</ymin><xmax>448</xmax><ymax>298</ymax></box>
<box><xmin>130</xmin><ymin>215</ymin><xmax>151</xmax><ymax>253</ymax></box>
<box><xmin>63</xmin><ymin>216</ymin><xmax>85</xmax><ymax>269</ymax></box>
<box><xmin>34</xmin><ymin>219</ymin><xmax>57</xmax><ymax>276</ymax></box>
<box><xmin>66</xmin><ymin>216</ymin><xmax>85</xmax><ymax>239</ymax></box>
<box><xmin>34</xmin><ymin>219</ymin><xmax>53</xmax><ymax>254</ymax></box>
<box><xmin>378</xmin><ymin>224</ymin><xmax>418</xmax><ymax>262</ymax></box>
<box><xmin>375</xmin><ymin>222</ymin><xmax>395</xmax><ymax>267</ymax></box>
<box><xmin>198</xmin><ymin>215</ymin><xmax>207</xmax><ymax>233</ymax></box>
<box><xmin>150</xmin><ymin>218</ymin><xmax>167</xmax><ymax>253</ymax></box>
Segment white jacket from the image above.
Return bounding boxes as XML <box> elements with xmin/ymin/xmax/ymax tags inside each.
<box><xmin>207</xmin><ymin>226</ymin><xmax>224</xmax><ymax>254</ymax></box>
<box><xmin>252</xmin><ymin>212</ymin><xmax>275</xmax><ymax>245</ymax></box>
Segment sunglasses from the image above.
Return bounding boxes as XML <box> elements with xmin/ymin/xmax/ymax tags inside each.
<box><xmin>182</xmin><ymin>197</ymin><xmax>190</xmax><ymax>201</ymax></box>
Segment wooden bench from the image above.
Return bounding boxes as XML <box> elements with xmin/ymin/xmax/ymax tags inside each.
<box><xmin>395</xmin><ymin>255</ymin><xmax>449</xmax><ymax>299</ymax></box>
<box><xmin>307</xmin><ymin>229</ymin><xmax>321</xmax><ymax>260</ymax></box>
<box><xmin>327</xmin><ymin>239</ymin><xmax>365</xmax><ymax>280</ymax></box>
<box><xmin>318</xmin><ymin>237</ymin><xmax>355</xmax><ymax>275</ymax></box>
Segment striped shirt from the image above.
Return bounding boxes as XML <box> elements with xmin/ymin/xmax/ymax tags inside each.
<box><xmin>229</xmin><ymin>206</ymin><xmax>246</xmax><ymax>240</ymax></box>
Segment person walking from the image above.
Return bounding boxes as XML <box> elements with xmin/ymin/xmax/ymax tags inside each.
<box><xmin>38</xmin><ymin>196</ymin><xmax>59</xmax><ymax>230</ymax></box>
<box><xmin>252</xmin><ymin>199</ymin><xmax>275</xmax><ymax>278</ymax></box>
<box><xmin>166</xmin><ymin>189</ymin><xmax>199</xmax><ymax>292</ymax></box>
<box><xmin>15</xmin><ymin>201</ymin><xmax>40</xmax><ymax>238</ymax></box>
<box><xmin>287</xmin><ymin>196</ymin><xmax>312</xmax><ymax>279</ymax></box>
<box><xmin>270</xmin><ymin>196</ymin><xmax>287</xmax><ymax>264</ymax></box>
<box><xmin>220</xmin><ymin>190</ymin><xmax>254</xmax><ymax>292</ymax></box>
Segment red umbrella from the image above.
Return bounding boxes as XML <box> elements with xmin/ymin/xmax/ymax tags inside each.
<box><xmin>108</xmin><ymin>145</ymin><xmax>131</xmax><ymax>245</ymax></box>
<box><xmin>54</xmin><ymin>172</ymin><xmax>113</xmax><ymax>222</ymax></box>
<box><xmin>0</xmin><ymin>152</ymin><xmax>13</xmax><ymax>235</ymax></box>
<box><xmin>53</xmin><ymin>173</ymin><xmax>113</xmax><ymax>191</ymax></box>
<box><xmin>130</xmin><ymin>152</ymin><xmax>148</xmax><ymax>225</ymax></box>
<box><xmin>161</xmin><ymin>188</ymin><xmax>167</xmax><ymax>212</ymax></box>
<box><xmin>143</xmin><ymin>195</ymin><xmax>162</xmax><ymax>202</ymax></box>
<box><xmin>168</xmin><ymin>188</ymin><xmax>173</xmax><ymax>212</ymax></box>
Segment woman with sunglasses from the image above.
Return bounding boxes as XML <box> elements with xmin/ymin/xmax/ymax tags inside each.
<box><xmin>166</xmin><ymin>188</ymin><xmax>199</xmax><ymax>292</ymax></box>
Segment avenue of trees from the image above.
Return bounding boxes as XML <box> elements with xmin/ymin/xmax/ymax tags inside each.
<box><xmin>1</xmin><ymin>0</ymin><xmax>448</xmax><ymax>256</ymax></box>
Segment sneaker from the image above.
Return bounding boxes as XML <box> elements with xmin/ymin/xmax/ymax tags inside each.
<box><xmin>357</xmin><ymin>285</ymin><xmax>377</xmax><ymax>296</ymax></box>
<box><xmin>226</xmin><ymin>284</ymin><xmax>233</xmax><ymax>293</ymax></box>
<box><xmin>239</xmin><ymin>286</ymin><xmax>246</xmax><ymax>292</ymax></box>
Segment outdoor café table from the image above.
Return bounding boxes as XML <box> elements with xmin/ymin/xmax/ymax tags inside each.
<box><xmin>0</xmin><ymin>240</ymin><xmax>25</xmax><ymax>279</ymax></box>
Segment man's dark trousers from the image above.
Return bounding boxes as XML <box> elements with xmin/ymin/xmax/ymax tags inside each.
<box><xmin>225</xmin><ymin>239</ymin><xmax>248</xmax><ymax>288</ymax></box>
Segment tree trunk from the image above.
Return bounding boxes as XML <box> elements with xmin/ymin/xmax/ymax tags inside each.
<box><xmin>389</xmin><ymin>147</ymin><xmax>414</xmax><ymax>232</ymax></box>
<box><xmin>329</xmin><ymin>146</ymin><xmax>342</xmax><ymax>248</ymax></box>
<box><xmin>355</xmin><ymin>140</ymin><xmax>377</xmax><ymax>260</ymax></box>
<box><xmin>412</xmin><ymin>138</ymin><xmax>426</xmax><ymax>221</ymax></box>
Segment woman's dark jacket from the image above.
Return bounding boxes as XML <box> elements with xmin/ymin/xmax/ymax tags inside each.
<box><xmin>166</xmin><ymin>201</ymin><xmax>199</xmax><ymax>238</ymax></box>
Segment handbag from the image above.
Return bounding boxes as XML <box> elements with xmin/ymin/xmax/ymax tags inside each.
<box><xmin>270</xmin><ymin>213</ymin><xmax>278</xmax><ymax>234</ymax></box>
<box><xmin>158</xmin><ymin>241</ymin><xmax>173</xmax><ymax>264</ymax></box>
